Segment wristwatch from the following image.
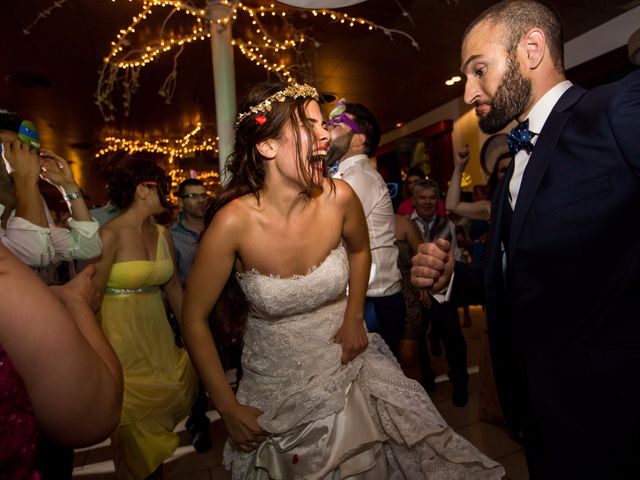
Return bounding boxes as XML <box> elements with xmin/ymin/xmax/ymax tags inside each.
<box><xmin>63</xmin><ymin>190</ymin><xmax>83</xmax><ymax>202</ymax></box>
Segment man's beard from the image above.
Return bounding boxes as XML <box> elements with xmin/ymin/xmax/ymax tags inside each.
<box><xmin>325</xmin><ymin>131</ymin><xmax>353</xmax><ymax>167</ymax></box>
<box><xmin>477</xmin><ymin>53</ymin><xmax>532</xmax><ymax>134</ymax></box>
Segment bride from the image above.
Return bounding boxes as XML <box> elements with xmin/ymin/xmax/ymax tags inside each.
<box><xmin>182</xmin><ymin>83</ymin><xmax>504</xmax><ymax>479</ymax></box>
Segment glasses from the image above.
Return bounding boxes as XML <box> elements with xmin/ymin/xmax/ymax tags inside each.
<box><xmin>325</xmin><ymin>112</ymin><xmax>362</xmax><ymax>134</ymax></box>
<box><xmin>180</xmin><ymin>192</ymin><xmax>209</xmax><ymax>200</ymax></box>
<box><xmin>142</xmin><ymin>179</ymin><xmax>170</xmax><ymax>191</ymax></box>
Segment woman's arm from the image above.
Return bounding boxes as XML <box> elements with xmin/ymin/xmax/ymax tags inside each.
<box><xmin>39</xmin><ymin>150</ymin><xmax>92</xmax><ymax>222</ymax></box>
<box><xmin>445</xmin><ymin>147</ymin><xmax>491</xmax><ymax>221</ymax></box>
<box><xmin>0</xmin><ymin>245</ymin><xmax>123</xmax><ymax>447</ymax></box>
<box><xmin>182</xmin><ymin>203</ymin><xmax>265</xmax><ymax>451</ymax></box>
<box><xmin>39</xmin><ymin>150</ymin><xmax>102</xmax><ymax>260</ymax></box>
<box><xmin>90</xmin><ymin>226</ymin><xmax>119</xmax><ymax>293</ymax></box>
<box><xmin>4</xmin><ymin>139</ymin><xmax>47</xmax><ymax>228</ymax></box>
<box><xmin>333</xmin><ymin>181</ymin><xmax>371</xmax><ymax>363</ymax></box>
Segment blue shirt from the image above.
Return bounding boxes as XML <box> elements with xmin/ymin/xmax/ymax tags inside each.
<box><xmin>170</xmin><ymin>213</ymin><xmax>201</xmax><ymax>286</ymax></box>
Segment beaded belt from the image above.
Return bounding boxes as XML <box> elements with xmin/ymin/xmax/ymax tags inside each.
<box><xmin>104</xmin><ymin>286</ymin><xmax>159</xmax><ymax>295</ymax></box>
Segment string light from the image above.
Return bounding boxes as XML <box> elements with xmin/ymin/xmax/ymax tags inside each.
<box><xmin>24</xmin><ymin>0</ymin><xmax>419</xmax><ymax>120</ymax></box>
<box><xmin>168</xmin><ymin>168</ymin><xmax>221</xmax><ymax>201</ymax></box>
<box><xmin>95</xmin><ymin>122</ymin><xmax>219</xmax><ymax>166</ymax></box>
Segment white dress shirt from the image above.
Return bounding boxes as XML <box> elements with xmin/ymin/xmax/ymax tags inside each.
<box><xmin>333</xmin><ymin>154</ymin><xmax>401</xmax><ymax>297</ymax></box>
<box><xmin>509</xmin><ymin>80</ymin><xmax>573</xmax><ymax>208</ymax></box>
<box><xmin>0</xmin><ymin>200</ymin><xmax>102</xmax><ymax>267</ymax></box>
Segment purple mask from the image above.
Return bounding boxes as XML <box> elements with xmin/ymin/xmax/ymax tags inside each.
<box><xmin>326</xmin><ymin>112</ymin><xmax>362</xmax><ymax>134</ymax></box>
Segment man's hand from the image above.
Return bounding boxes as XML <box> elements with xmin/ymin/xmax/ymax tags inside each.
<box><xmin>411</xmin><ymin>238</ymin><xmax>455</xmax><ymax>292</ymax></box>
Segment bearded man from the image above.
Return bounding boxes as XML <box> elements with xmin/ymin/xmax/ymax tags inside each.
<box><xmin>411</xmin><ymin>1</ymin><xmax>640</xmax><ymax>478</ymax></box>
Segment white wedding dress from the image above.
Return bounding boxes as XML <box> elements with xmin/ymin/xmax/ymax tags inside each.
<box><xmin>224</xmin><ymin>244</ymin><xmax>505</xmax><ymax>479</ymax></box>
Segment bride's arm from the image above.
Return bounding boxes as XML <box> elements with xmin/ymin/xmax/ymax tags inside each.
<box><xmin>182</xmin><ymin>203</ymin><xmax>265</xmax><ymax>451</ymax></box>
<box><xmin>333</xmin><ymin>181</ymin><xmax>371</xmax><ymax>363</ymax></box>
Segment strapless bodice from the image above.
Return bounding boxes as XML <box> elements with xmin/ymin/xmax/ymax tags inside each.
<box><xmin>236</xmin><ymin>244</ymin><xmax>348</xmax><ymax>319</ymax></box>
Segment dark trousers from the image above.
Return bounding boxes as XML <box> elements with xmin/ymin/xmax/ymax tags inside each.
<box><xmin>420</xmin><ymin>301</ymin><xmax>468</xmax><ymax>389</ymax></box>
<box><xmin>365</xmin><ymin>291</ymin><xmax>406</xmax><ymax>358</ymax></box>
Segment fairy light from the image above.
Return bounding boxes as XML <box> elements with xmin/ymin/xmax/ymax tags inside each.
<box><xmin>168</xmin><ymin>168</ymin><xmax>221</xmax><ymax>201</ymax></box>
<box><xmin>25</xmin><ymin>0</ymin><xmax>419</xmax><ymax>120</ymax></box>
<box><xmin>96</xmin><ymin>122</ymin><xmax>218</xmax><ymax>165</ymax></box>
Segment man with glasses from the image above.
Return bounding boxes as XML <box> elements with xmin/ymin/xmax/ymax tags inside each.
<box><xmin>169</xmin><ymin>177</ymin><xmax>212</xmax><ymax>452</ymax></box>
<box><xmin>326</xmin><ymin>102</ymin><xmax>405</xmax><ymax>359</ymax></box>
<box><xmin>171</xmin><ymin>178</ymin><xmax>209</xmax><ymax>285</ymax></box>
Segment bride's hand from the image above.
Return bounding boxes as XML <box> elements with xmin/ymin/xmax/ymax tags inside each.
<box><xmin>334</xmin><ymin>316</ymin><xmax>368</xmax><ymax>363</ymax></box>
<box><xmin>221</xmin><ymin>402</ymin><xmax>267</xmax><ymax>452</ymax></box>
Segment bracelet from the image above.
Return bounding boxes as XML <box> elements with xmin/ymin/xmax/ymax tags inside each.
<box><xmin>63</xmin><ymin>190</ymin><xmax>83</xmax><ymax>202</ymax></box>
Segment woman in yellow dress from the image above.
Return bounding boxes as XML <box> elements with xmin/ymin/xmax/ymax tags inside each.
<box><xmin>92</xmin><ymin>158</ymin><xmax>197</xmax><ymax>480</ymax></box>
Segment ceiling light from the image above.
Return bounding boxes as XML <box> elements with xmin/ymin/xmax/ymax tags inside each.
<box><xmin>445</xmin><ymin>75</ymin><xmax>462</xmax><ymax>86</ymax></box>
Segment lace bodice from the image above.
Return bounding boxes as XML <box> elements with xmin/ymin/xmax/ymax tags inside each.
<box><xmin>237</xmin><ymin>244</ymin><xmax>348</xmax><ymax>318</ymax></box>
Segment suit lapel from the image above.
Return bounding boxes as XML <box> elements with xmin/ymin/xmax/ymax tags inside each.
<box><xmin>508</xmin><ymin>85</ymin><xmax>587</xmax><ymax>257</ymax></box>
<box><xmin>485</xmin><ymin>160</ymin><xmax>514</xmax><ymax>283</ymax></box>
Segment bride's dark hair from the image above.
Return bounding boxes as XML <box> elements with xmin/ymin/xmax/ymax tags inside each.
<box><xmin>206</xmin><ymin>82</ymin><xmax>328</xmax><ymax>344</ymax></box>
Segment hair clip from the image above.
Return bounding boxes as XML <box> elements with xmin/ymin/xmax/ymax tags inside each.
<box><xmin>255</xmin><ymin>115</ymin><xmax>267</xmax><ymax>125</ymax></box>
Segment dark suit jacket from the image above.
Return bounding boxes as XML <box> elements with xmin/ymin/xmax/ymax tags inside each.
<box><xmin>452</xmin><ymin>69</ymin><xmax>640</xmax><ymax>479</ymax></box>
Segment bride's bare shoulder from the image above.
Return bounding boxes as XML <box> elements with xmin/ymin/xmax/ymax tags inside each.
<box><xmin>325</xmin><ymin>178</ymin><xmax>358</xmax><ymax>205</ymax></box>
<box><xmin>209</xmin><ymin>193</ymin><xmax>257</xmax><ymax>231</ymax></box>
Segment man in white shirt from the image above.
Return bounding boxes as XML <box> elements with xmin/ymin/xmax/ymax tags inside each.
<box><xmin>411</xmin><ymin>1</ymin><xmax>640</xmax><ymax>478</ymax></box>
<box><xmin>0</xmin><ymin>111</ymin><xmax>101</xmax><ymax>267</ymax></box>
<box><xmin>326</xmin><ymin>102</ymin><xmax>405</xmax><ymax>357</ymax></box>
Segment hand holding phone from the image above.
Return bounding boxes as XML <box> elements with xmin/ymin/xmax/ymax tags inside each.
<box><xmin>2</xmin><ymin>139</ymin><xmax>42</xmax><ymax>182</ymax></box>
<box><xmin>1</xmin><ymin>120</ymin><xmax>40</xmax><ymax>175</ymax></box>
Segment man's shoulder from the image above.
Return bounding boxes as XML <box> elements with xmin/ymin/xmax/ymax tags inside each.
<box><xmin>576</xmin><ymin>70</ymin><xmax>640</xmax><ymax>108</ymax></box>
<box><xmin>341</xmin><ymin>158</ymin><xmax>385</xmax><ymax>183</ymax></box>
<box><xmin>169</xmin><ymin>220</ymin><xmax>183</xmax><ymax>235</ymax></box>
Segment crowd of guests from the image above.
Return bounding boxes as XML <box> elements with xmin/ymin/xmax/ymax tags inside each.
<box><xmin>0</xmin><ymin>91</ymin><xmax>506</xmax><ymax>480</ymax></box>
<box><xmin>2</xmin><ymin>0</ymin><xmax>639</xmax><ymax>479</ymax></box>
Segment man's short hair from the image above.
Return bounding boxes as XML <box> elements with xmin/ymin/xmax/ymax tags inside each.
<box><xmin>406</xmin><ymin>166</ymin><xmax>426</xmax><ymax>179</ymax></box>
<box><xmin>344</xmin><ymin>103</ymin><xmax>381</xmax><ymax>157</ymax></box>
<box><xmin>413</xmin><ymin>178</ymin><xmax>440</xmax><ymax>198</ymax></box>
<box><xmin>464</xmin><ymin>0</ymin><xmax>564</xmax><ymax>73</ymax></box>
<box><xmin>177</xmin><ymin>178</ymin><xmax>205</xmax><ymax>198</ymax></box>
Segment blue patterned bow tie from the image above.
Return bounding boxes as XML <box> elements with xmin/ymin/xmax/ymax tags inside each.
<box><xmin>507</xmin><ymin>119</ymin><xmax>536</xmax><ymax>156</ymax></box>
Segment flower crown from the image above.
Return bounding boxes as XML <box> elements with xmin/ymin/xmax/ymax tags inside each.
<box><xmin>235</xmin><ymin>83</ymin><xmax>319</xmax><ymax>126</ymax></box>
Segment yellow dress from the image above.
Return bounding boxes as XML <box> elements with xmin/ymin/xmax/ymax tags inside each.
<box><xmin>100</xmin><ymin>224</ymin><xmax>197</xmax><ymax>480</ymax></box>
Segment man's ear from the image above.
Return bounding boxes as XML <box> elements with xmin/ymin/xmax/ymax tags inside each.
<box><xmin>350</xmin><ymin>132</ymin><xmax>366</xmax><ymax>151</ymax></box>
<box><xmin>519</xmin><ymin>27</ymin><xmax>546</xmax><ymax>70</ymax></box>
<box><xmin>256</xmin><ymin>139</ymin><xmax>277</xmax><ymax>160</ymax></box>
